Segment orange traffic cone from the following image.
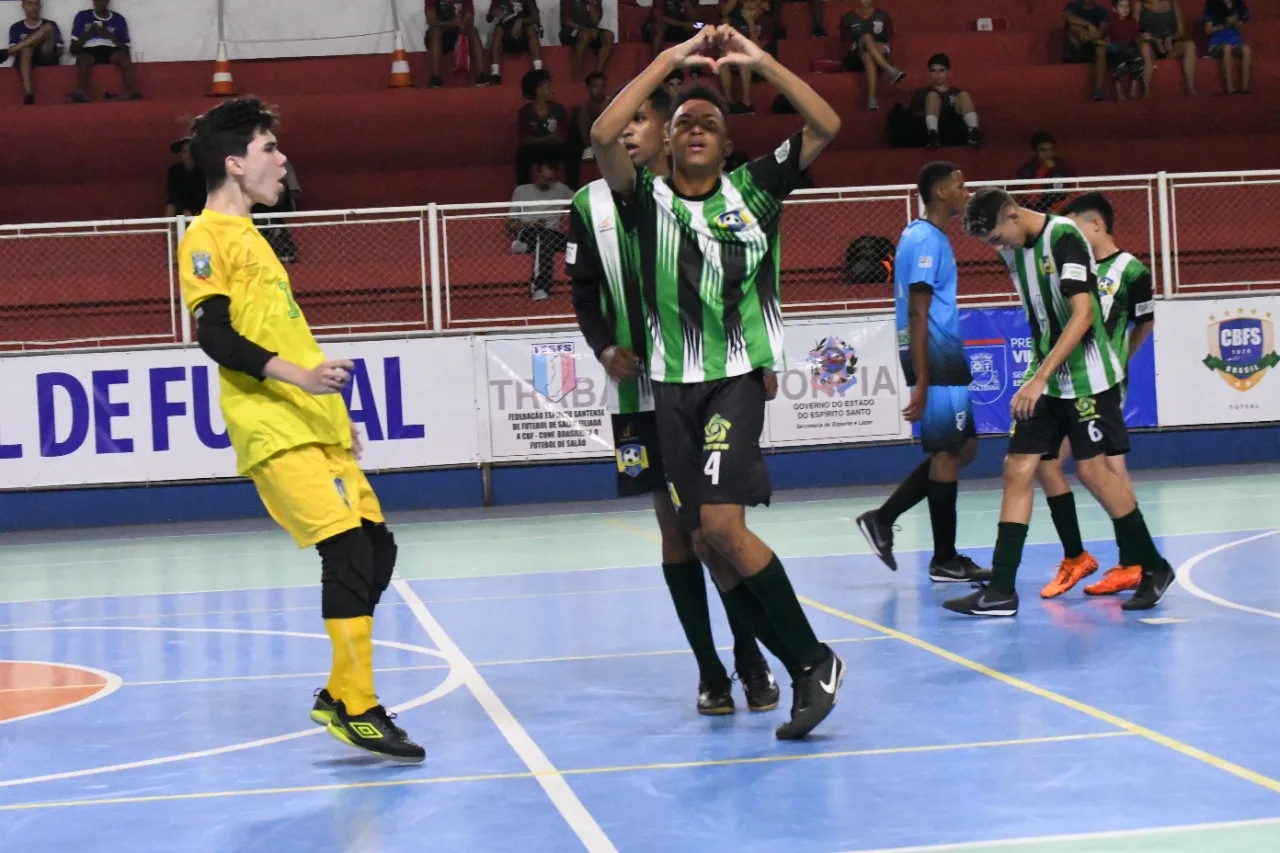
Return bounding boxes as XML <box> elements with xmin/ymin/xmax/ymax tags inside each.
<box><xmin>210</xmin><ymin>41</ymin><xmax>236</xmax><ymax>96</ymax></box>
<box><xmin>389</xmin><ymin>32</ymin><xmax>412</xmax><ymax>88</ymax></box>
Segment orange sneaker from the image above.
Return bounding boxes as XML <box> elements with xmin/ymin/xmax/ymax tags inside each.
<box><xmin>1039</xmin><ymin>552</ymin><xmax>1099</xmax><ymax>599</ymax></box>
<box><xmin>1084</xmin><ymin>565</ymin><xmax>1142</xmax><ymax>596</ymax></box>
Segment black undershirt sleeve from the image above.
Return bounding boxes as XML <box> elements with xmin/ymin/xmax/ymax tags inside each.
<box><xmin>194</xmin><ymin>295</ymin><xmax>277</xmax><ymax>380</ymax></box>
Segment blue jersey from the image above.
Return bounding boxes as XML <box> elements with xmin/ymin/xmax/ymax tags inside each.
<box><xmin>894</xmin><ymin>219</ymin><xmax>971</xmax><ymax>387</ymax></box>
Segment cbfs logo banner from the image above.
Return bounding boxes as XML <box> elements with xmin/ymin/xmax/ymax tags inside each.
<box><xmin>1156</xmin><ymin>297</ymin><xmax>1280</xmax><ymax>426</ymax></box>
<box><xmin>960</xmin><ymin>307</ymin><xmax>1157</xmax><ymax>435</ymax></box>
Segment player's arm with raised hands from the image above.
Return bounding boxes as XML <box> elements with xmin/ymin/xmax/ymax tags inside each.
<box><xmin>180</xmin><ymin>237</ymin><xmax>351</xmax><ymax>396</ymax></box>
<box><xmin>589</xmin><ymin>28</ymin><xmax>717</xmax><ymax>196</ymax></box>
<box><xmin>1009</xmin><ymin>233</ymin><xmax>1097</xmax><ymax>420</ymax></box>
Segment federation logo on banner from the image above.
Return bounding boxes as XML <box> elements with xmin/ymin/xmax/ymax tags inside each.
<box><xmin>806</xmin><ymin>336</ymin><xmax>858</xmax><ymax>392</ymax></box>
<box><xmin>531</xmin><ymin>342</ymin><xmax>577</xmax><ymax>403</ymax></box>
<box><xmin>965</xmin><ymin>342</ymin><xmax>1007</xmax><ymax>405</ymax></box>
<box><xmin>1203</xmin><ymin>309</ymin><xmax>1280</xmax><ymax>392</ymax></box>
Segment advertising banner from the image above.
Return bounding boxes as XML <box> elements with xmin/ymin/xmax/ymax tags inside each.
<box><xmin>1154</xmin><ymin>297</ymin><xmax>1280</xmax><ymax>426</ymax></box>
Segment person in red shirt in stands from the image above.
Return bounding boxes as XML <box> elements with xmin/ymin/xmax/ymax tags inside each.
<box><xmin>486</xmin><ymin>0</ymin><xmax>543</xmax><ymax>86</ymax></box>
<box><xmin>559</xmin><ymin>0</ymin><xmax>613</xmax><ymax>81</ymax></box>
<box><xmin>425</xmin><ymin>0</ymin><xmax>486</xmax><ymax>88</ymax></box>
<box><xmin>1016</xmin><ymin>130</ymin><xmax>1075</xmax><ymax>213</ymax></box>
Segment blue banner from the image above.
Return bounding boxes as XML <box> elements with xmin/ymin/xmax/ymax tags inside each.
<box><xmin>959</xmin><ymin>307</ymin><xmax>1157</xmax><ymax>434</ymax></box>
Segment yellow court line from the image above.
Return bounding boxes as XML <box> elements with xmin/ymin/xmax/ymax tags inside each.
<box><xmin>0</xmin><ymin>731</ymin><xmax>1132</xmax><ymax>813</ymax></box>
<box><xmin>798</xmin><ymin>594</ymin><xmax>1280</xmax><ymax>796</ymax></box>
<box><xmin>604</xmin><ymin>517</ymin><xmax>663</xmax><ymax>544</ymax></box>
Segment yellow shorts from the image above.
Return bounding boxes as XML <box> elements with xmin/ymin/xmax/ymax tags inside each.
<box><xmin>250</xmin><ymin>443</ymin><xmax>384</xmax><ymax>548</ymax></box>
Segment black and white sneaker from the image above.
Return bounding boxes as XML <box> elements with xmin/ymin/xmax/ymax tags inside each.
<box><xmin>929</xmin><ymin>554</ymin><xmax>992</xmax><ymax>584</ymax></box>
<box><xmin>697</xmin><ymin>678</ymin><xmax>735</xmax><ymax>715</ymax></box>
<box><xmin>1121</xmin><ymin>563</ymin><xmax>1175</xmax><ymax>611</ymax></box>
<box><xmin>737</xmin><ymin>657</ymin><xmax>780</xmax><ymax>712</ymax></box>
<box><xmin>327</xmin><ymin>702</ymin><xmax>426</xmax><ymax>763</ymax></box>
<box><xmin>775</xmin><ymin>646</ymin><xmax>844</xmax><ymax>740</ymax></box>
<box><xmin>856</xmin><ymin>510</ymin><xmax>897</xmax><ymax>571</ymax></box>
<box><xmin>942</xmin><ymin>583</ymin><xmax>1018</xmax><ymax>617</ymax></box>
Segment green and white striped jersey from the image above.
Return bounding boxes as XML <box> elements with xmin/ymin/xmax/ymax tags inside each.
<box><xmin>1095</xmin><ymin>250</ymin><xmax>1155</xmax><ymax>365</ymax></box>
<box><xmin>1001</xmin><ymin>215</ymin><xmax>1125</xmax><ymax>399</ymax></box>
<box><xmin>632</xmin><ymin>132</ymin><xmax>808</xmax><ymax>384</ymax></box>
<box><xmin>566</xmin><ymin>179</ymin><xmax>652</xmax><ymax>414</ymax></box>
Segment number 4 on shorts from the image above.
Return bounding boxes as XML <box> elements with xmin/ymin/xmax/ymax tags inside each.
<box><xmin>704</xmin><ymin>451</ymin><xmax>722</xmax><ymax>485</ymax></box>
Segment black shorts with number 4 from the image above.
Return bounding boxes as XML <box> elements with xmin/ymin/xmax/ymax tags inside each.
<box><xmin>1009</xmin><ymin>384</ymin><xmax>1129</xmax><ymax>462</ymax></box>
<box><xmin>652</xmin><ymin>370</ymin><xmax>772</xmax><ymax>530</ymax></box>
<box><xmin>612</xmin><ymin>411</ymin><xmax>667</xmax><ymax>498</ymax></box>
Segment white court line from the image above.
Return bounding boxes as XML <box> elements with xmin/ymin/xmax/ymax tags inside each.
<box><xmin>834</xmin><ymin>815</ymin><xmax>1280</xmax><ymax>852</ymax></box>
<box><xmin>392</xmin><ymin>577</ymin><xmax>617</xmax><ymax>853</ymax></box>
<box><xmin>1177</xmin><ymin>528</ymin><xmax>1280</xmax><ymax>619</ymax></box>
<box><xmin>0</xmin><ymin>660</ymin><xmax>123</xmax><ymax>726</ymax></box>
<box><xmin>0</xmin><ymin>625</ymin><xmax>464</xmax><ymax>790</ymax></box>
<box><xmin>3</xmin><ymin>525</ymin><xmax>1276</xmax><ymax>608</ymax></box>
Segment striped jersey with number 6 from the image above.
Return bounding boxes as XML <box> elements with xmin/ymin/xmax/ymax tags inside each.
<box><xmin>1001</xmin><ymin>215</ymin><xmax>1125</xmax><ymax>399</ymax></box>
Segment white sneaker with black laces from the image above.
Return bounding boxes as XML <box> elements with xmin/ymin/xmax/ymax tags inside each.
<box><xmin>943</xmin><ymin>583</ymin><xmax>1018</xmax><ymax>617</ymax></box>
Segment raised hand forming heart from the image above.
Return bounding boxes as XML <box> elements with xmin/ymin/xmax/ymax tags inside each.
<box><xmin>671</xmin><ymin>24</ymin><xmax>769</xmax><ymax>74</ymax></box>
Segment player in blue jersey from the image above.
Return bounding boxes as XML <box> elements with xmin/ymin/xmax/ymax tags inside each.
<box><xmin>858</xmin><ymin>162</ymin><xmax>989</xmax><ymax>583</ymax></box>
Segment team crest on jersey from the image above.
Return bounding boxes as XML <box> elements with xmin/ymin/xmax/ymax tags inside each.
<box><xmin>192</xmin><ymin>251</ymin><xmax>212</xmax><ymax>280</ymax></box>
<box><xmin>1203</xmin><ymin>309</ymin><xmax>1280</xmax><ymax>392</ymax></box>
<box><xmin>616</xmin><ymin>443</ymin><xmax>649</xmax><ymax>478</ymax></box>
<box><xmin>1038</xmin><ymin>256</ymin><xmax>1054</xmax><ymax>276</ymax></box>
<box><xmin>1097</xmin><ymin>270</ymin><xmax>1120</xmax><ymax>298</ymax></box>
<box><xmin>807</xmin><ymin>336</ymin><xmax>858</xmax><ymax>393</ymax></box>
<box><xmin>715</xmin><ymin>209</ymin><xmax>753</xmax><ymax>233</ymax></box>
<box><xmin>531</xmin><ymin>342</ymin><xmax>577</xmax><ymax>403</ymax></box>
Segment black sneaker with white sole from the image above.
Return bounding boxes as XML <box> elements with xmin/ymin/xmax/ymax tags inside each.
<box><xmin>737</xmin><ymin>657</ymin><xmax>780</xmax><ymax>712</ymax></box>
<box><xmin>856</xmin><ymin>510</ymin><xmax>897</xmax><ymax>571</ymax></box>
<box><xmin>775</xmin><ymin>646</ymin><xmax>844</xmax><ymax>740</ymax></box>
<box><xmin>697</xmin><ymin>678</ymin><xmax>735</xmax><ymax>715</ymax></box>
<box><xmin>942</xmin><ymin>583</ymin><xmax>1019</xmax><ymax>617</ymax></box>
<box><xmin>929</xmin><ymin>554</ymin><xmax>992</xmax><ymax>584</ymax></box>
<box><xmin>1121</xmin><ymin>563</ymin><xmax>1175</xmax><ymax>611</ymax></box>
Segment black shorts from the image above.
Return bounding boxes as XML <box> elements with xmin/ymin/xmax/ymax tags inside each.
<box><xmin>427</xmin><ymin>26</ymin><xmax>458</xmax><ymax>52</ymax></box>
<box><xmin>560</xmin><ymin>27</ymin><xmax>607</xmax><ymax>51</ymax></box>
<box><xmin>612</xmin><ymin>411</ymin><xmax>666</xmax><ymax>498</ymax></box>
<box><xmin>842</xmin><ymin>40</ymin><xmax>890</xmax><ymax>71</ymax></box>
<box><xmin>13</xmin><ymin>44</ymin><xmax>60</xmax><ymax>67</ymax></box>
<box><xmin>652</xmin><ymin>370</ymin><xmax>772</xmax><ymax>530</ymax></box>
<box><xmin>1009</xmin><ymin>385</ymin><xmax>1129</xmax><ymax>462</ymax></box>
<box><xmin>641</xmin><ymin>20</ymin><xmax>698</xmax><ymax>44</ymax></box>
<box><xmin>497</xmin><ymin>23</ymin><xmax>536</xmax><ymax>54</ymax></box>
<box><xmin>84</xmin><ymin>45</ymin><xmax>120</xmax><ymax>65</ymax></box>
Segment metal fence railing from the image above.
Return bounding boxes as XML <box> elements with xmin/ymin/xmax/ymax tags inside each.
<box><xmin>1</xmin><ymin>169</ymin><xmax>1275</xmax><ymax>352</ymax></box>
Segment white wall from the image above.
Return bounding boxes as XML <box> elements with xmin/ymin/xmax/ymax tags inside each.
<box><xmin>18</xmin><ymin>0</ymin><xmax>620</xmax><ymax>63</ymax></box>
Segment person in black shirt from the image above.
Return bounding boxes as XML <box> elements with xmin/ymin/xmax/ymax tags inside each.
<box><xmin>515</xmin><ymin>69</ymin><xmax>570</xmax><ymax>186</ymax></box>
<box><xmin>913</xmin><ymin>53</ymin><xmax>981</xmax><ymax>150</ymax></box>
<box><xmin>840</xmin><ymin>0</ymin><xmax>904</xmax><ymax>110</ymax></box>
<box><xmin>164</xmin><ymin>137</ymin><xmax>206</xmax><ymax>217</ymax></box>
<box><xmin>643</xmin><ymin>0</ymin><xmax>699</xmax><ymax>59</ymax></box>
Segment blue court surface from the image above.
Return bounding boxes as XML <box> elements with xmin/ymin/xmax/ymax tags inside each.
<box><xmin>3</xmin><ymin>466</ymin><xmax>1280</xmax><ymax>852</ymax></box>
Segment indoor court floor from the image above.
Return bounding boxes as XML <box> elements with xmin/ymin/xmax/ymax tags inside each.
<box><xmin>3</xmin><ymin>465</ymin><xmax>1280</xmax><ymax>852</ymax></box>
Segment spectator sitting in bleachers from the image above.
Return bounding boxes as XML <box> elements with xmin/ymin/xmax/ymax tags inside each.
<box><xmin>719</xmin><ymin>0</ymin><xmax>774</xmax><ymax>114</ymax></box>
<box><xmin>425</xmin><ymin>0</ymin><xmax>487</xmax><ymax>88</ymax></box>
<box><xmin>507</xmin><ymin>161</ymin><xmax>574</xmax><ymax>301</ymax></box>
<box><xmin>1063</xmin><ymin>0</ymin><xmax>1110</xmax><ymax>101</ymax></box>
<box><xmin>915</xmin><ymin>53</ymin><xmax>981</xmax><ymax>150</ymax></box>
<box><xmin>1203</xmin><ymin>0</ymin><xmax>1252</xmax><ymax>95</ymax></box>
<box><xmin>165</xmin><ymin>137</ymin><xmax>206</xmax><ymax>218</ymax></box>
<box><xmin>515</xmin><ymin>69</ymin><xmax>569</xmax><ymax>187</ymax></box>
<box><xmin>1108</xmin><ymin>0</ymin><xmax>1145</xmax><ymax>99</ymax></box>
<box><xmin>664</xmin><ymin>68</ymin><xmax>685</xmax><ymax>94</ymax></box>
<box><xmin>571</xmin><ymin>71</ymin><xmax>610</xmax><ymax>165</ymax></box>
<box><xmin>643</xmin><ymin>0</ymin><xmax>699</xmax><ymax>60</ymax></box>
<box><xmin>7</xmin><ymin>0</ymin><xmax>63</xmax><ymax>105</ymax></box>
<box><xmin>486</xmin><ymin>0</ymin><xmax>543</xmax><ymax>87</ymax></box>
<box><xmin>67</xmin><ymin>0</ymin><xmax>138</xmax><ymax>102</ymax></box>
<box><xmin>1139</xmin><ymin>0</ymin><xmax>1197</xmax><ymax>95</ymax></box>
<box><xmin>559</xmin><ymin>0</ymin><xmax>613</xmax><ymax>81</ymax></box>
<box><xmin>1016</xmin><ymin>130</ymin><xmax>1075</xmax><ymax>213</ymax></box>
<box><xmin>840</xmin><ymin>0</ymin><xmax>905</xmax><ymax>111</ymax></box>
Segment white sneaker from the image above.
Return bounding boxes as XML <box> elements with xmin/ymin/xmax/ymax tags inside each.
<box><xmin>581</xmin><ymin>146</ymin><xmax>595</xmax><ymax>162</ymax></box>
<box><xmin>511</xmin><ymin>239</ymin><xmax>529</xmax><ymax>254</ymax></box>
<box><xmin>531</xmin><ymin>289</ymin><xmax>549</xmax><ymax>301</ymax></box>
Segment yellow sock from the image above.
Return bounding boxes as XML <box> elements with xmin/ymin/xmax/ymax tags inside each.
<box><xmin>329</xmin><ymin>615</ymin><xmax>377</xmax><ymax>716</ymax></box>
<box><xmin>323</xmin><ymin>619</ymin><xmax>347</xmax><ymax>703</ymax></box>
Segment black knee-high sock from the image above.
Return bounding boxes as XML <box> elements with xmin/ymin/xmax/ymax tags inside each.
<box><xmin>926</xmin><ymin>479</ymin><xmax>959</xmax><ymax>563</ymax></box>
<box><xmin>741</xmin><ymin>554</ymin><xmax>826</xmax><ymax>669</ymax></box>
<box><xmin>1113</xmin><ymin>508</ymin><xmax>1168</xmax><ymax>575</ymax></box>
<box><xmin>723</xmin><ymin>592</ymin><xmax>764</xmax><ymax>669</ymax></box>
<box><xmin>719</xmin><ymin>585</ymin><xmax>798</xmax><ymax>676</ymax></box>
<box><xmin>662</xmin><ymin>560</ymin><xmax>728</xmax><ymax>684</ymax></box>
<box><xmin>990</xmin><ymin>521</ymin><xmax>1029</xmax><ymax>595</ymax></box>
<box><xmin>1047</xmin><ymin>492</ymin><xmax>1084</xmax><ymax>559</ymax></box>
<box><xmin>1114</xmin><ymin>511</ymin><xmax>1133</xmax><ymax>566</ymax></box>
<box><xmin>878</xmin><ymin>460</ymin><xmax>931</xmax><ymax>525</ymax></box>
